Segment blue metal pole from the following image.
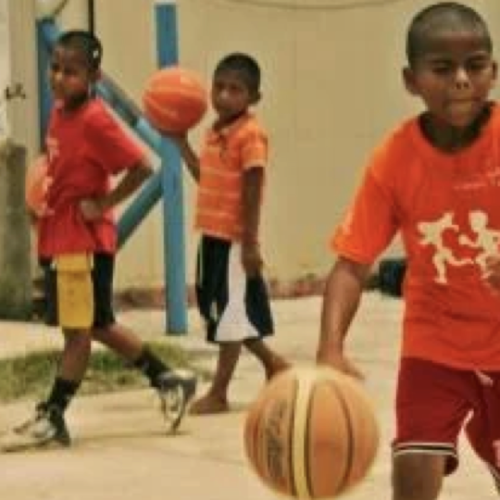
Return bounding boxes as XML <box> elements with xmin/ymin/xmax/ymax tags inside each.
<box><xmin>155</xmin><ymin>0</ymin><xmax>187</xmax><ymax>334</ymax></box>
<box><xmin>117</xmin><ymin>172</ymin><xmax>163</xmax><ymax>245</ymax></box>
<box><xmin>36</xmin><ymin>20</ymin><xmax>57</xmax><ymax>148</ymax></box>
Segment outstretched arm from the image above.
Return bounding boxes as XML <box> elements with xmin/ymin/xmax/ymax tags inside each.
<box><xmin>317</xmin><ymin>256</ymin><xmax>371</xmax><ymax>378</ymax></box>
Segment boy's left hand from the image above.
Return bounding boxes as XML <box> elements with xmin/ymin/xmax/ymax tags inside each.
<box><xmin>242</xmin><ymin>243</ymin><xmax>263</xmax><ymax>277</ymax></box>
<box><xmin>79</xmin><ymin>197</ymin><xmax>105</xmax><ymax>221</ymax></box>
<box><xmin>483</xmin><ymin>254</ymin><xmax>500</xmax><ymax>293</ymax></box>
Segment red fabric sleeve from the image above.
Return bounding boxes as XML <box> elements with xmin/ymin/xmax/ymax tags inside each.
<box><xmin>241</xmin><ymin>127</ymin><xmax>268</xmax><ymax>170</ymax></box>
<box><xmin>84</xmin><ymin>105</ymin><xmax>145</xmax><ymax>175</ymax></box>
<box><xmin>331</xmin><ymin>166</ymin><xmax>399</xmax><ymax>265</ymax></box>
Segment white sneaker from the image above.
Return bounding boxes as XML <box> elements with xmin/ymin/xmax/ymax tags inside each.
<box><xmin>156</xmin><ymin>370</ymin><xmax>197</xmax><ymax>431</ymax></box>
<box><xmin>1</xmin><ymin>403</ymin><xmax>71</xmax><ymax>452</ymax></box>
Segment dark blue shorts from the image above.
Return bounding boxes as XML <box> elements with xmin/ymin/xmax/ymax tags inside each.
<box><xmin>196</xmin><ymin>235</ymin><xmax>274</xmax><ymax>344</ymax></box>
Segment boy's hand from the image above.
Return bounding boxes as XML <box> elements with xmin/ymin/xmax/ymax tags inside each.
<box><xmin>163</xmin><ymin>131</ymin><xmax>188</xmax><ymax>148</ymax></box>
<box><xmin>27</xmin><ymin>208</ymin><xmax>40</xmax><ymax>228</ymax></box>
<box><xmin>28</xmin><ymin>203</ymin><xmax>53</xmax><ymax>222</ymax></box>
<box><xmin>483</xmin><ymin>254</ymin><xmax>500</xmax><ymax>293</ymax></box>
<box><xmin>161</xmin><ymin>133</ymin><xmax>200</xmax><ymax>182</ymax></box>
<box><xmin>316</xmin><ymin>348</ymin><xmax>364</xmax><ymax>380</ymax></box>
<box><xmin>79</xmin><ymin>197</ymin><xmax>105</xmax><ymax>221</ymax></box>
<box><xmin>241</xmin><ymin>242</ymin><xmax>263</xmax><ymax>277</ymax></box>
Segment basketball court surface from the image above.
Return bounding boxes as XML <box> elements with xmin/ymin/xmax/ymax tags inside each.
<box><xmin>0</xmin><ymin>294</ymin><xmax>497</xmax><ymax>500</ymax></box>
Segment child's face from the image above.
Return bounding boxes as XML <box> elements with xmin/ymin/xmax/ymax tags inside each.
<box><xmin>403</xmin><ymin>29</ymin><xmax>497</xmax><ymax>129</ymax></box>
<box><xmin>49</xmin><ymin>46</ymin><xmax>98</xmax><ymax>110</ymax></box>
<box><xmin>211</xmin><ymin>70</ymin><xmax>259</xmax><ymax>123</ymax></box>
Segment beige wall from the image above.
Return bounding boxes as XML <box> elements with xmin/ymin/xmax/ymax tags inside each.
<box><xmin>57</xmin><ymin>0</ymin><xmax>500</xmax><ymax>289</ymax></box>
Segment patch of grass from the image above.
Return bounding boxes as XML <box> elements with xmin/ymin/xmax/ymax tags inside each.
<box><xmin>0</xmin><ymin>342</ymin><xmax>205</xmax><ymax>403</ymax></box>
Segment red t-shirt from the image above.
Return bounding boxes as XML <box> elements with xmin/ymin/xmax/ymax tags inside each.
<box><xmin>333</xmin><ymin>103</ymin><xmax>500</xmax><ymax>370</ymax></box>
<box><xmin>38</xmin><ymin>99</ymin><xmax>145</xmax><ymax>257</ymax></box>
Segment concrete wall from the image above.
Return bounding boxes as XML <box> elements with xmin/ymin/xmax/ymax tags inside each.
<box><xmin>25</xmin><ymin>0</ymin><xmax>500</xmax><ymax>289</ymax></box>
<box><xmin>0</xmin><ymin>0</ymin><xmax>8</xmax><ymax>139</ymax></box>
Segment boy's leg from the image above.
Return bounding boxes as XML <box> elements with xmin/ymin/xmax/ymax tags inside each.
<box><xmin>392</xmin><ymin>454</ymin><xmax>446</xmax><ymax>500</ymax></box>
<box><xmin>92</xmin><ymin>323</ymin><xmax>196</xmax><ymax>431</ymax></box>
<box><xmin>244</xmin><ymin>338</ymin><xmax>290</xmax><ymax>380</ymax></box>
<box><xmin>192</xmin><ymin>237</ymin><xmax>289</xmax><ymax>413</ymax></box>
<box><xmin>243</xmin><ymin>273</ymin><xmax>290</xmax><ymax>379</ymax></box>
<box><xmin>1</xmin><ymin>254</ymin><xmax>95</xmax><ymax>452</ymax></box>
<box><xmin>90</xmin><ymin>252</ymin><xmax>196</xmax><ymax>431</ymax></box>
<box><xmin>464</xmin><ymin>370</ymin><xmax>500</xmax><ymax>496</ymax></box>
<box><xmin>189</xmin><ymin>342</ymin><xmax>242</xmax><ymax>415</ymax></box>
<box><xmin>1</xmin><ymin>328</ymin><xmax>89</xmax><ymax>451</ymax></box>
<box><xmin>391</xmin><ymin>358</ymin><xmax>474</xmax><ymax>500</ymax></box>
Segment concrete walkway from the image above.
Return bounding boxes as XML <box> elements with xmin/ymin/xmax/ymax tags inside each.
<box><xmin>0</xmin><ymin>294</ymin><xmax>497</xmax><ymax>500</ymax></box>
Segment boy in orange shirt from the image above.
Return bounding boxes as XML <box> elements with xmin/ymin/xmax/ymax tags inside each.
<box><xmin>317</xmin><ymin>3</ymin><xmax>500</xmax><ymax>498</ymax></box>
<box><xmin>170</xmin><ymin>53</ymin><xmax>289</xmax><ymax>414</ymax></box>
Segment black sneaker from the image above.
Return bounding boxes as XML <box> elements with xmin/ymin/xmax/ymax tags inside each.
<box><xmin>1</xmin><ymin>403</ymin><xmax>71</xmax><ymax>452</ymax></box>
<box><xmin>156</xmin><ymin>370</ymin><xmax>197</xmax><ymax>432</ymax></box>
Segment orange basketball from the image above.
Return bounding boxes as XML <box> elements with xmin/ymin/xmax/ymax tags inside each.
<box><xmin>25</xmin><ymin>155</ymin><xmax>51</xmax><ymax>216</ymax></box>
<box><xmin>244</xmin><ymin>366</ymin><xmax>379</xmax><ymax>499</ymax></box>
<box><xmin>142</xmin><ymin>66</ymin><xmax>208</xmax><ymax>133</ymax></box>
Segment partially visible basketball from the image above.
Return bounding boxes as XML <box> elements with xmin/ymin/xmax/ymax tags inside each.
<box><xmin>142</xmin><ymin>66</ymin><xmax>208</xmax><ymax>133</ymax></box>
<box><xmin>244</xmin><ymin>366</ymin><xmax>379</xmax><ymax>499</ymax></box>
<box><xmin>25</xmin><ymin>155</ymin><xmax>51</xmax><ymax>216</ymax></box>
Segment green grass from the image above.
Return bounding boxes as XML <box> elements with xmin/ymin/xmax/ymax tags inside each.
<box><xmin>0</xmin><ymin>342</ymin><xmax>205</xmax><ymax>403</ymax></box>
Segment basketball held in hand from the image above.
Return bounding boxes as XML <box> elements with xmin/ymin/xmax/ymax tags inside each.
<box><xmin>244</xmin><ymin>366</ymin><xmax>379</xmax><ymax>499</ymax></box>
<box><xmin>142</xmin><ymin>66</ymin><xmax>208</xmax><ymax>133</ymax></box>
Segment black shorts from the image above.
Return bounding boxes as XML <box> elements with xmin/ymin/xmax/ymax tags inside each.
<box><xmin>196</xmin><ymin>235</ymin><xmax>274</xmax><ymax>344</ymax></box>
<box><xmin>40</xmin><ymin>253</ymin><xmax>115</xmax><ymax>329</ymax></box>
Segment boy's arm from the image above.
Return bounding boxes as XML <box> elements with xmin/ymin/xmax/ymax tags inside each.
<box><xmin>316</xmin><ymin>256</ymin><xmax>371</xmax><ymax>378</ymax></box>
<box><xmin>169</xmin><ymin>135</ymin><xmax>200</xmax><ymax>182</ymax></box>
<box><xmin>241</xmin><ymin>167</ymin><xmax>264</xmax><ymax>277</ymax></box>
<box><xmin>103</xmin><ymin>160</ymin><xmax>153</xmax><ymax>208</ymax></box>
<box><xmin>80</xmin><ymin>160</ymin><xmax>152</xmax><ymax>220</ymax></box>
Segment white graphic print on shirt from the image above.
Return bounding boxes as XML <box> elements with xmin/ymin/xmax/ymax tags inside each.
<box><xmin>418</xmin><ymin>210</ymin><xmax>499</xmax><ymax>284</ymax></box>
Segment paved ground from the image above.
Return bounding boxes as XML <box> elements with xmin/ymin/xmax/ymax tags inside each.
<box><xmin>0</xmin><ymin>294</ymin><xmax>497</xmax><ymax>500</ymax></box>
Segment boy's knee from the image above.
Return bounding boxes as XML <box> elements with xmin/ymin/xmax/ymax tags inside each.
<box><xmin>63</xmin><ymin>329</ymin><xmax>92</xmax><ymax>347</ymax></box>
<box><xmin>392</xmin><ymin>453</ymin><xmax>446</xmax><ymax>500</ymax></box>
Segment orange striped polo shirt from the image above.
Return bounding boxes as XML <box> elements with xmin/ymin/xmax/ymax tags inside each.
<box><xmin>196</xmin><ymin>113</ymin><xmax>268</xmax><ymax>241</ymax></box>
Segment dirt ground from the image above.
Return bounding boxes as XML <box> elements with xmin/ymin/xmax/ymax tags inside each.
<box><xmin>0</xmin><ymin>295</ymin><xmax>497</xmax><ymax>500</ymax></box>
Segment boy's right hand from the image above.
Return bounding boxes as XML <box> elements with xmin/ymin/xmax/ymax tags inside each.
<box><xmin>79</xmin><ymin>198</ymin><xmax>105</xmax><ymax>221</ymax></box>
<box><xmin>316</xmin><ymin>348</ymin><xmax>364</xmax><ymax>380</ymax></box>
<box><xmin>161</xmin><ymin>132</ymin><xmax>200</xmax><ymax>182</ymax></box>
<box><xmin>163</xmin><ymin>131</ymin><xmax>188</xmax><ymax>148</ymax></box>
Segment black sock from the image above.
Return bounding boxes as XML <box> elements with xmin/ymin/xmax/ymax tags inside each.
<box><xmin>46</xmin><ymin>377</ymin><xmax>81</xmax><ymax>413</ymax></box>
<box><xmin>133</xmin><ymin>347</ymin><xmax>169</xmax><ymax>387</ymax></box>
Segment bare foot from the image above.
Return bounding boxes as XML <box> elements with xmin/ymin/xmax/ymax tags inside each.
<box><xmin>265</xmin><ymin>356</ymin><xmax>292</xmax><ymax>381</ymax></box>
<box><xmin>188</xmin><ymin>394</ymin><xmax>229</xmax><ymax>415</ymax></box>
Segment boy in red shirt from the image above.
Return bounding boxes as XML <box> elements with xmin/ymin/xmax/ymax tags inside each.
<box><xmin>170</xmin><ymin>53</ymin><xmax>289</xmax><ymax>414</ymax></box>
<box><xmin>317</xmin><ymin>3</ymin><xmax>500</xmax><ymax>498</ymax></box>
<box><xmin>2</xmin><ymin>30</ymin><xmax>196</xmax><ymax>451</ymax></box>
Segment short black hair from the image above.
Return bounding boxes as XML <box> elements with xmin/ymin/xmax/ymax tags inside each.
<box><xmin>406</xmin><ymin>2</ymin><xmax>492</xmax><ymax>67</ymax></box>
<box><xmin>214</xmin><ymin>53</ymin><xmax>261</xmax><ymax>93</ymax></box>
<box><xmin>55</xmin><ymin>30</ymin><xmax>103</xmax><ymax>71</ymax></box>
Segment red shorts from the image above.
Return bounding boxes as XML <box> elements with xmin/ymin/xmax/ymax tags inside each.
<box><xmin>394</xmin><ymin>357</ymin><xmax>500</xmax><ymax>481</ymax></box>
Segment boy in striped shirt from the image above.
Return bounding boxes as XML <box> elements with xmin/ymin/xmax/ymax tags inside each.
<box><xmin>171</xmin><ymin>53</ymin><xmax>289</xmax><ymax>414</ymax></box>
